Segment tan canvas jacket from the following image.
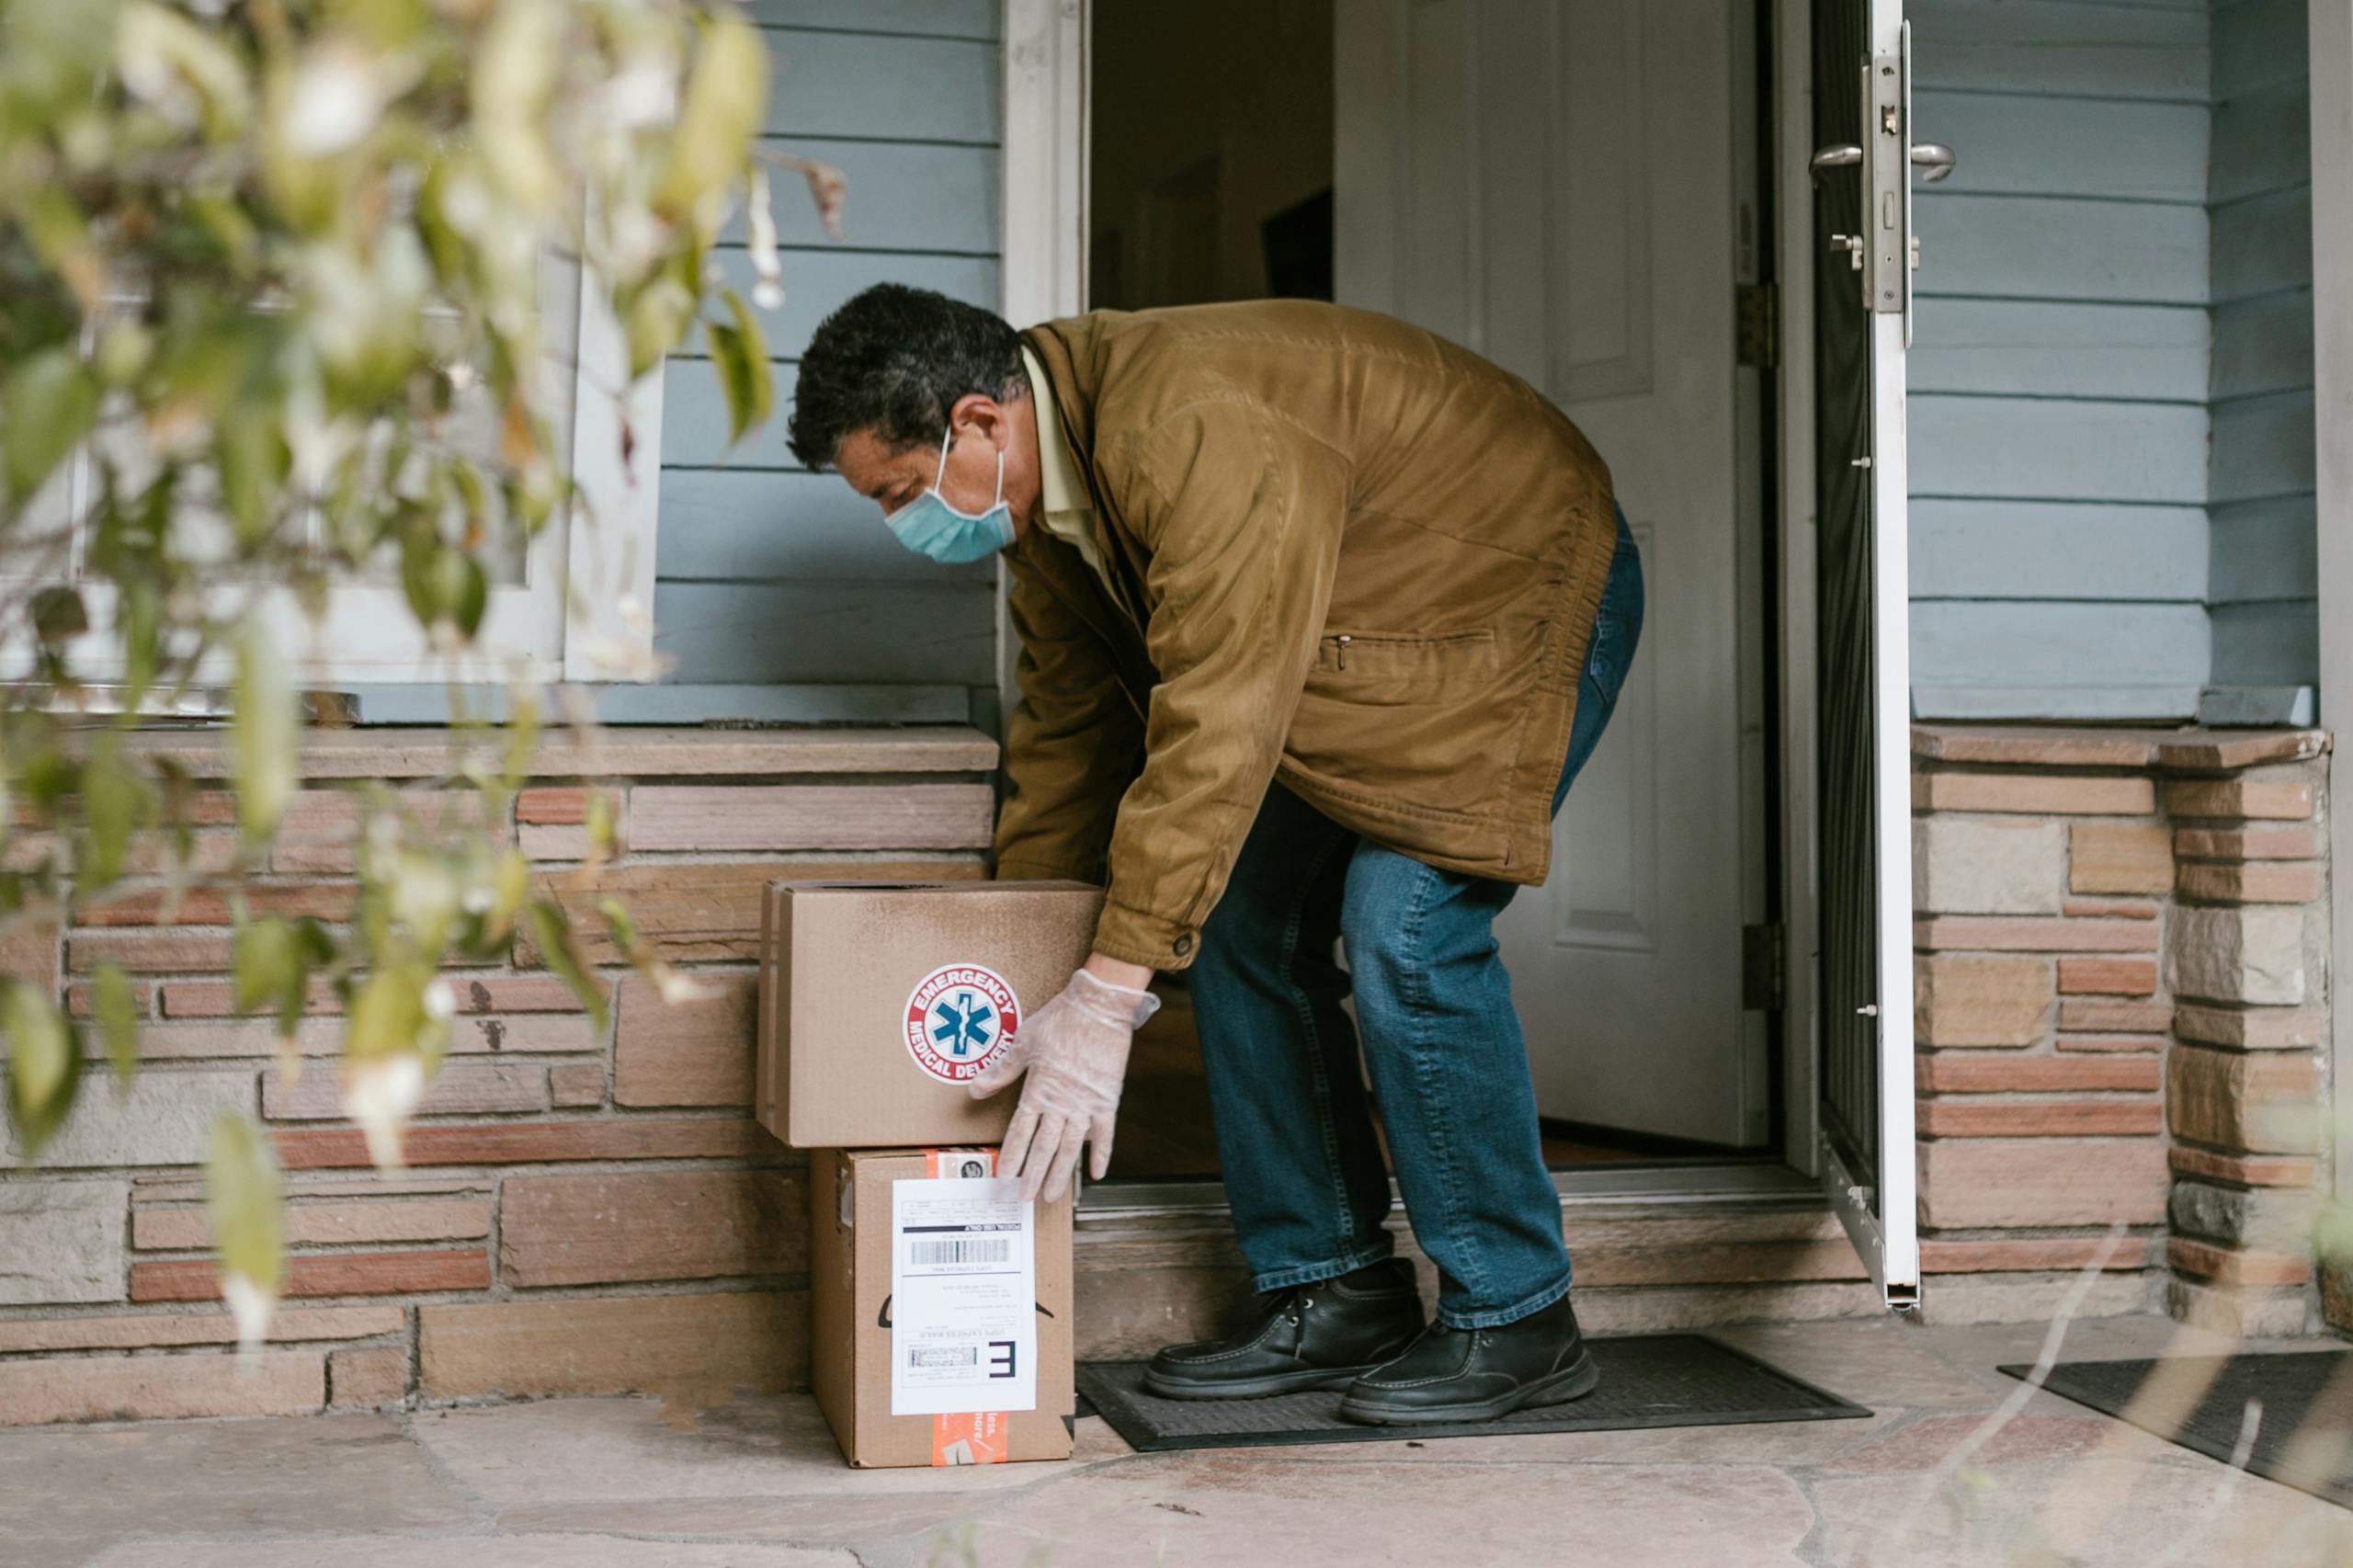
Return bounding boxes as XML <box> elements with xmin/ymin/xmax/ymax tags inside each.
<box><xmin>995</xmin><ymin>301</ymin><xmax>1617</xmax><ymax>972</ymax></box>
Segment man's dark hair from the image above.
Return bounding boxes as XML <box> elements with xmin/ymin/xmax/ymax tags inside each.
<box><xmin>787</xmin><ymin>284</ymin><xmax>1027</xmax><ymax>470</ymax></box>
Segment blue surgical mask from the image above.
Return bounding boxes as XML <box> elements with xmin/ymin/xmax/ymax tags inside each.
<box><xmin>886</xmin><ymin>426</ymin><xmax>1016</xmax><ymax>564</ymax></box>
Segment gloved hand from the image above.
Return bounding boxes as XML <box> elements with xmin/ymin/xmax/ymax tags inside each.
<box><xmin>968</xmin><ymin>967</ymin><xmax>1161</xmax><ymax>1201</ymax></box>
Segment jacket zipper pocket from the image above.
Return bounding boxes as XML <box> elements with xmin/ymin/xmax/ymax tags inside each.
<box><xmin>1335</xmin><ymin>634</ymin><xmax>1352</xmax><ymax>671</ymax></box>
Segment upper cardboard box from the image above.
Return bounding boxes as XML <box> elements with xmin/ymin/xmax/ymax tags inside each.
<box><xmin>756</xmin><ymin>880</ymin><xmax>1105</xmax><ymax>1148</ymax></box>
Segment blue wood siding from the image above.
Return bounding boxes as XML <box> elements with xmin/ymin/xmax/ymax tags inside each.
<box><xmin>650</xmin><ymin>2</ymin><xmax>1003</xmax><ymax>710</ymax></box>
<box><xmin>1906</xmin><ymin>0</ymin><xmax>2218</xmax><ymax>720</ymax></box>
<box><xmin>2206</xmin><ymin>0</ymin><xmax>2318</xmax><ymax>718</ymax></box>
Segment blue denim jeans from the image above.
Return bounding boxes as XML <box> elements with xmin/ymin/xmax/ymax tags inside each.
<box><xmin>1188</xmin><ymin>506</ymin><xmax>1644</xmax><ymax>1328</ymax></box>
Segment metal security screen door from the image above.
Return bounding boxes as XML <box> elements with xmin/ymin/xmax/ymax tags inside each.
<box><xmin>1811</xmin><ymin>0</ymin><xmax>1923</xmax><ymax>1311</ymax></box>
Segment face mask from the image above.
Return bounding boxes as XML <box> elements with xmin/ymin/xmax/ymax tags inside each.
<box><xmin>885</xmin><ymin>426</ymin><xmax>1016</xmax><ymax>564</ymax></box>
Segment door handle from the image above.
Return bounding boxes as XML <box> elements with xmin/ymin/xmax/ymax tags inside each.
<box><xmin>1812</xmin><ymin>142</ymin><xmax>1957</xmax><ymax>181</ymax></box>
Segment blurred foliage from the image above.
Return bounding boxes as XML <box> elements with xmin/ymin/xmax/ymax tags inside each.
<box><xmin>0</xmin><ymin>0</ymin><xmax>831</xmax><ymax>1346</ymax></box>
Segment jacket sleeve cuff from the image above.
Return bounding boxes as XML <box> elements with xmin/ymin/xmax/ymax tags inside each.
<box><xmin>1090</xmin><ymin>898</ymin><xmax>1201</xmax><ymax>973</ymax></box>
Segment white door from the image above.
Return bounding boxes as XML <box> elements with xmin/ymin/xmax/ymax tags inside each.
<box><xmin>1807</xmin><ymin>0</ymin><xmax>1922</xmax><ymax>1311</ymax></box>
<box><xmin>1335</xmin><ymin>0</ymin><xmax>1764</xmax><ymax>1146</ymax></box>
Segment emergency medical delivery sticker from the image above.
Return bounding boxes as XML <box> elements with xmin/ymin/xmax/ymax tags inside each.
<box><xmin>904</xmin><ymin>964</ymin><xmax>1022</xmax><ymax>1085</ymax></box>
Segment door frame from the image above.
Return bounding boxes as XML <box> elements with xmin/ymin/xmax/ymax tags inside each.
<box><xmin>997</xmin><ymin>0</ymin><xmax>1090</xmax><ymax>722</ymax></box>
<box><xmin>1006</xmin><ymin>0</ymin><xmax>1839</xmax><ymax>1204</ymax></box>
<box><xmin>1772</xmin><ymin>0</ymin><xmax>1824</xmax><ymax>1181</ymax></box>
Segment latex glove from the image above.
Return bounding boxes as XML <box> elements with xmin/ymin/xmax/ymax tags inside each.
<box><xmin>969</xmin><ymin>967</ymin><xmax>1160</xmax><ymax>1201</ymax></box>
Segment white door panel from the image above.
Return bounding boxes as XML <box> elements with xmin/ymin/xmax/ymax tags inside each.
<box><xmin>1336</xmin><ymin>0</ymin><xmax>1760</xmax><ymax>1146</ymax></box>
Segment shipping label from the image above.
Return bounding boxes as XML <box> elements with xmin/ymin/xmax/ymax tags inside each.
<box><xmin>889</xmin><ymin>1163</ymin><xmax>1038</xmax><ymax>1416</ymax></box>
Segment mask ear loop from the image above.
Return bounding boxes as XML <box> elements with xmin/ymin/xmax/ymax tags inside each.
<box><xmin>932</xmin><ymin>422</ymin><xmax>1007</xmax><ymax>516</ymax></box>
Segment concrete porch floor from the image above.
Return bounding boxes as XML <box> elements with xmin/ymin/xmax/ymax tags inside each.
<box><xmin>6</xmin><ymin>1313</ymin><xmax>2350</xmax><ymax>1568</ymax></box>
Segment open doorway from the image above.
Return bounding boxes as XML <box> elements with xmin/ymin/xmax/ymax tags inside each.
<box><xmin>1090</xmin><ymin>0</ymin><xmax>1781</xmax><ymax>1184</ymax></box>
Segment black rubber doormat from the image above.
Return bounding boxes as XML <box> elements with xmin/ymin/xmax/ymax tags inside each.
<box><xmin>1076</xmin><ymin>1333</ymin><xmax>1869</xmax><ymax>1452</ymax></box>
<box><xmin>2002</xmin><ymin>1352</ymin><xmax>2353</xmax><ymax>1509</ymax></box>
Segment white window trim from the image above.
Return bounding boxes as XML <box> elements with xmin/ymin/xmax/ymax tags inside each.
<box><xmin>558</xmin><ymin>263</ymin><xmax>665</xmax><ymax>685</ymax></box>
<box><xmin>283</xmin><ymin>255</ymin><xmax>665</xmax><ymax>687</ymax></box>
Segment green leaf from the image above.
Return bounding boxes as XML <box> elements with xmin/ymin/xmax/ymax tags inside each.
<box><xmin>231</xmin><ymin>914</ymin><xmax>332</xmax><ymax>1037</ymax></box>
<box><xmin>597</xmin><ymin>895</ymin><xmax>640</xmax><ymax>957</ymax></box>
<box><xmin>624</xmin><ymin>278</ymin><xmax>693</xmax><ymax>380</ymax></box>
<box><xmin>232</xmin><ymin>624</ymin><xmax>296</xmax><ymax>846</ymax></box>
<box><xmin>114</xmin><ymin>578</ymin><xmax>164</xmax><ymax>704</ymax></box>
<box><xmin>117</xmin><ymin>0</ymin><xmax>255</xmax><ymax>139</ymax></box>
<box><xmin>153</xmin><ymin>756</ymin><xmax>197</xmax><ymax>869</ymax></box>
<box><xmin>78</xmin><ymin>733</ymin><xmax>151</xmax><ymax>890</ymax></box>
<box><xmin>3</xmin><ymin>348</ymin><xmax>99</xmax><ymax>504</ymax></box>
<box><xmin>203</xmin><ymin>1111</ymin><xmax>283</xmax><ymax>1301</ymax></box>
<box><xmin>448</xmin><ymin>552</ymin><xmax>488</xmax><ymax>639</ymax></box>
<box><xmin>279</xmin><ymin>918</ymin><xmax>335</xmax><ymax>1037</ymax></box>
<box><xmin>653</xmin><ymin>12</ymin><xmax>768</xmax><ymax>227</ymax></box>
<box><xmin>704</xmin><ymin>290</ymin><xmax>772</xmax><ymax>443</ymax></box>
<box><xmin>583</xmin><ymin>791</ymin><xmax>619</xmax><ymax>861</ymax></box>
<box><xmin>186</xmin><ymin>190</ymin><xmax>259</xmax><ymax>274</ymax></box>
<box><xmin>449</xmin><ymin>461</ymin><xmax>490</xmax><ymax>543</ymax></box>
<box><xmin>91</xmin><ymin>963</ymin><xmax>139</xmax><ymax>1085</ymax></box>
<box><xmin>19</xmin><ymin>188</ymin><xmax>103</xmax><ymax>309</ymax></box>
<box><xmin>92</xmin><ymin>321</ymin><xmax>155</xmax><ymax>388</ymax></box>
<box><xmin>345</xmin><ymin>964</ymin><xmax>424</xmax><ymax>1061</ymax></box>
<box><xmin>509</xmin><ymin>462</ymin><xmax>564</xmax><ymax>534</ymax></box>
<box><xmin>215</xmin><ymin>410</ymin><xmax>287</xmax><ymax>551</ymax></box>
<box><xmin>28</xmin><ymin>586</ymin><xmax>88</xmax><ymax>646</ymax></box>
<box><xmin>400</xmin><ymin>539</ymin><xmax>488</xmax><ymax>642</ymax></box>
<box><xmin>472</xmin><ymin>0</ymin><xmax>563</xmax><ymax>211</ymax></box>
<box><xmin>231</xmin><ymin>915</ymin><xmax>298</xmax><ymax>1016</ymax></box>
<box><xmin>388</xmin><ymin>851</ymin><xmax>460</xmax><ymax>954</ymax></box>
<box><xmin>480</xmin><ymin>848</ymin><xmax>530</xmax><ymax>948</ymax></box>
<box><xmin>15</xmin><ymin>744</ymin><xmax>77</xmax><ymax>819</ymax></box>
<box><xmin>528</xmin><ymin>899</ymin><xmax>608</xmax><ymax>1033</ymax></box>
<box><xmin>344</xmin><ymin>960</ymin><xmax>448</xmax><ymax>1073</ymax></box>
<box><xmin>499</xmin><ymin>689</ymin><xmax>541</xmax><ymax>793</ymax></box>
<box><xmin>3</xmin><ymin>977</ymin><xmax>81</xmax><ymax>1162</ymax></box>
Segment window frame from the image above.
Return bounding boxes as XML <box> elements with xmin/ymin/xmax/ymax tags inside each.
<box><xmin>2</xmin><ymin>254</ymin><xmax>664</xmax><ymax>689</ymax></box>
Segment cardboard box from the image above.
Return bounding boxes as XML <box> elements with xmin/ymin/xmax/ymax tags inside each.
<box><xmin>756</xmin><ymin>880</ymin><xmax>1104</xmax><ymax>1148</ymax></box>
<box><xmin>811</xmin><ymin>1147</ymin><xmax>1074</xmax><ymax>1468</ymax></box>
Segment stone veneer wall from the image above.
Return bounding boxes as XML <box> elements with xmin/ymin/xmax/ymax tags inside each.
<box><xmin>1912</xmin><ymin>725</ymin><xmax>2336</xmax><ymax>1338</ymax></box>
<box><xmin>3</xmin><ymin>722</ymin><xmax>2344</xmax><ymax>1427</ymax></box>
<box><xmin>0</xmin><ymin>727</ymin><xmax>996</xmax><ymax>1426</ymax></box>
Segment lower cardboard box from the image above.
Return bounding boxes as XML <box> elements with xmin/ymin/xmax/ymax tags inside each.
<box><xmin>811</xmin><ymin>1147</ymin><xmax>1075</xmax><ymax>1467</ymax></box>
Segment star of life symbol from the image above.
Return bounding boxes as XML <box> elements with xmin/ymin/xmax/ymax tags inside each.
<box><xmin>904</xmin><ymin>963</ymin><xmax>1021</xmax><ymax>1085</ymax></box>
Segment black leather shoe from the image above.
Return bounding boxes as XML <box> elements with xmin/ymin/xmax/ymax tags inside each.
<box><xmin>1142</xmin><ymin>1258</ymin><xmax>1425</xmax><ymax>1399</ymax></box>
<box><xmin>1336</xmin><ymin>1290</ymin><xmax>1599</xmax><ymax>1425</ymax></box>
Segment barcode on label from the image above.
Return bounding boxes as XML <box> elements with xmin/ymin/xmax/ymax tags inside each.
<box><xmin>908</xmin><ymin>1237</ymin><xmax>1011</xmax><ymax>1267</ymax></box>
<box><xmin>909</xmin><ymin>1345</ymin><xmax>979</xmax><ymax>1369</ymax></box>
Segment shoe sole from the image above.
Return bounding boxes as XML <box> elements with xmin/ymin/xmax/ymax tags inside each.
<box><xmin>1142</xmin><ymin>1363</ymin><xmax>1381</xmax><ymax>1401</ymax></box>
<box><xmin>1335</xmin><ymin>1346</ymin><xmax>1602</xmax><ymax>1426</ymax></box>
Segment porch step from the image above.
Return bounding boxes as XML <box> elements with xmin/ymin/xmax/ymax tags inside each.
<box><xmin>1072</xmin><ymin>1199</ymin><xmax>1884</xmax><ymax>1360</ymax></box>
